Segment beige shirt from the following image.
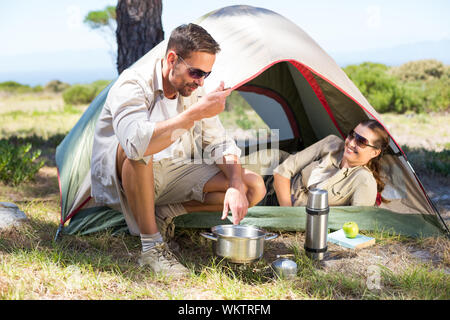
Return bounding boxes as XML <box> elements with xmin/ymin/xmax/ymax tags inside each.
<box><xmin>90</xmin><ymin>56</ymin><xmax>241</xmax><ymax>206</ymax></box>
<box><xmin>148</xmin><ymin>91</ymin><xmax>180</xmax><ymax>162</ymax></box>
<box><xmin>273</xmin><ymin>135</ymin><xmax>377</xmax><ymax>206</ymax></box>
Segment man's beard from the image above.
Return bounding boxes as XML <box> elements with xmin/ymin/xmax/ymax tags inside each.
<box><xmin>171</xmin><ymin>69</ymin><xmax>198</xmax><ymax>97</ymax></box>
<box><xmin>177</xmin><ymin>81</ymin><xmax>198</xmax><ymax>97</ymax></box>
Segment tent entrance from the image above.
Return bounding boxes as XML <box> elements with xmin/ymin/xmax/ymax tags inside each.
<box><xmin>230</xmin><ymin>61</ymin><xmax>448</xmax><ymax>235</ymax></box>
<box><xmin>234</xmin><ymin>60</ymin><xmax>364</xmax><ymax>156</ymax></box>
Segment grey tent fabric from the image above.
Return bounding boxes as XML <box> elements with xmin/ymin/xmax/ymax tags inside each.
<box><xmin>56</xmin><ymin>5</ymin><xmax>448</xmax><ymax>239</ymax></box>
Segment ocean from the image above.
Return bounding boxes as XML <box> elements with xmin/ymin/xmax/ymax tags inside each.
<box><xmin>0</xmin><ymin>68</ymin><xmax>118</xmax><ymax>87</ymax></box>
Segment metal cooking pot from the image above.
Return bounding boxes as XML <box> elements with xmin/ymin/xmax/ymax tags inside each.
<box><xmin>200</xmin><ymin>225</ymin><xmax>278</xmax><ymax>264</ymax></box>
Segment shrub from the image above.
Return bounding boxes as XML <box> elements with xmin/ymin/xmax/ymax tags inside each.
<box><xmin>225</xmin><ymin>90</ymin><xmax>252</xmax><ymax>112</ymax></box>
<box><xmin>0</xmin><ymin>81</ymin><xmax>31</xmax><ymax>94</ymax></box>
<box><xmin>390</xmin><ymin>59</ymin><xmax>446</xmax><ymax>82</ymax></box>
<box><xmin>402</xmin><ymin>145</ymin><xmax>450</xmax><ymax>177</ymax></box>
<box><xmin>344</xmin><ymin>61</ymin><xmax>449</xmax><ymax>113</ymax></box>
<box><xmin>62</xmin><ymin>80</ymin><xmax>111</xmax><ymax>105</ymax></box>
<box><xmin>0</xmin><ymin>81</ymin><xmax>44</xmax><ymax>94</ymax></box>
<box><xmin>44</xmin><ymin>80</ymin><xmax>70</xmax><ymax>93</ymax></box>
<box><xmin>62</xmin><ymin>84</ymin><xmax>97</xmax><ymax>105</ymax></box>
<box><xmin>344</xmin><ymin>62</ymin><xmax>403</xmax><ymax>113</ymax></box>
<box><xmin>234</xmin><ymin>104</ymin><xmax>256</xmax><ymax>130</ymax></box>
<box><xmin>422</xmin><ymin>77</ymin><xmax>450</xmax><ymax>111</ymax></box>
<box><xmin>91</xmin><ymin>79</ymin><xmax>111</xmax><ymax>96</ymax></box>
<box><xmin>0</xmin><ymin>140</ymin><xmax>45</xmax><ymax>186</ymax></box>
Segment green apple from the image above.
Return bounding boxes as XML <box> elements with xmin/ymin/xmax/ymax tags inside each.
<box><xmin>343</xmin><ymin>222</ymin><xmax>359</xmax><ymax>238</ymax></box>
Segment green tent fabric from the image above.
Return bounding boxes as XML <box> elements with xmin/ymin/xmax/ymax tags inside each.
<box><xmin>63</xmin><ymin>205</ymin><xmax>444</xmax><ymax>238</ymax></box>
<box><xmin>56</xmin><ymin>5</ymin><xmax>449</xmax><ymax>240</ymax></box>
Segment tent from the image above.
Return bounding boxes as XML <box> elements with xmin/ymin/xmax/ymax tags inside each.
<box><xmin>55</xmin><ymin>5</ymin><xmax>449</xmax><ymax>240</ymax></box>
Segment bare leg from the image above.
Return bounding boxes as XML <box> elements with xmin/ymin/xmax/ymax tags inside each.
<box><xmin>117</xmin><ymin>141</ymin><xmax>266</xmax><ymax>231</ymax></box>
<box><xmin>182</xmin><ymin>192</ymin><xmax>225</xmax><ymax>213</ymax></box>
<box><xmin>182</xmin><ymin>168</ymin><xmax>266</xmax><ymax>213</ymax></box>
<box><xmin>116</xmin><ymin>145</ymin><xmax>158</xmax><ymax>235</ymax></box>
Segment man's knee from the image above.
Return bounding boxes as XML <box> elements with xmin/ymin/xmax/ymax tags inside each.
<box><xmin>243</xmin><ymin>170</ymin><xmax>266</xmax><ymax>206</ymax></box>
<box><xmin>116</xmin><ymin>144</ymin><xmax>153</xmax><ymax>180</ymax></box>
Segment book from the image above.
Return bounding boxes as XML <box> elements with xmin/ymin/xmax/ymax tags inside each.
<box><xmin>327</xmin><ymin>229</ymin><xmax>375</xmax><ymax>249</ymax></box>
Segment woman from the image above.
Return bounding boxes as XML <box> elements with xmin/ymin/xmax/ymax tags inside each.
<box><xmin>272</xmin><ymin>119</ymin><xmax>390</xmax><ymax>207</ymax></box>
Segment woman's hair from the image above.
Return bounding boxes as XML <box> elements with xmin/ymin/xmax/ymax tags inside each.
<box><xmin>166</xmin><ymin>23</ymin><xmax>221</xmax><ymax>59</ymax></box>
<box><xmin>359</xmin><ymin>119</ymin><xmax>390</xmax><ymax>203</ymax></box>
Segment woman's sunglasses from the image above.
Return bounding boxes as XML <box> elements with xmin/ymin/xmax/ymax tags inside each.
<box><xmin>347</xmin><ymin>129</ymin><xmax>379</xmax><ymax>149</ymax></box>
<box><xmin>177</xmin><ymin>55</ymin><xmax>212</xmax><ymax>80</ymax></box>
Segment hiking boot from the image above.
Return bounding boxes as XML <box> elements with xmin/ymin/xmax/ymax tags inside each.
<box><xmin>138</xmin><ymin>242</ymin><xmax>189</xmax><ymax>278</ymax></box>
<box><xmin>155</xmin><ymin>204</ymin><xmax>187</xmax><ymax>242</ymax></box>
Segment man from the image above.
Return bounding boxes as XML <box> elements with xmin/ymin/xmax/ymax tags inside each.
<box><xmin>91</xmin><ymin>24</ymin><xmax>266</xmax><ymax>277</ymax></box>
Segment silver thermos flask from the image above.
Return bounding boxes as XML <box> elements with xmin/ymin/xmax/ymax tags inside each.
<box><xmin>304</xmin><ymin>188</ymin><xmax>329</xmax><ymax>260</ymax></box>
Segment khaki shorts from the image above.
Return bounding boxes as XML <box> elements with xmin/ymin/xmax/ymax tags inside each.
<box><xmin>116</xmin><ymin>156</ymin><xmax>222</xmax><ymax>236</ymax></box>
<box><xmin>152</xmin><ymin>157</ymin><xmax>222</xmax><ymax>205</ymax></box>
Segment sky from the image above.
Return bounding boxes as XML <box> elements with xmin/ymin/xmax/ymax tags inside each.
<box><xmin>1</xmin><ymin>0</ymin><xmax>449</xmax><ymax>85</ymax></box>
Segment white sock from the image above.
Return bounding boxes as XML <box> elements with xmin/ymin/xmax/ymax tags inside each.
<box><xmin>140</xmin><ymin>232</ymin><xmax>164</xmax><ymax>253</ymax></box>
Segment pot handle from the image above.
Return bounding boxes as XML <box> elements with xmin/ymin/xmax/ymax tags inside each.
<box><xmin>264</xmin><ymin>232</ymin><xmax>278</xmax><ymax>241</ymax></box>
<box><xmin>200</xmin><ymin>232</ymin><xmax>218</xmax><ymax>241</ymax></box>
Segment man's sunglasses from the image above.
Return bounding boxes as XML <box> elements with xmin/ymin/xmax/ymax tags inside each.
<box><xmin>347</xmin><ymin>129</ymin><xmax>379</xmax><ymax>149</ymax></box>
<box><xmin>177</xmin><ymin>55</ymin><xmax>212</xmax><ymax>80</ymax></box>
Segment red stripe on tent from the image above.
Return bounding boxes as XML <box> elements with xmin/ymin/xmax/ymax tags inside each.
<box><xmin>231</xmin><ymin>60</ymin><xmax>346</xmax><ymax>139</ymax></box>
<box><xmin>289</xmin><ymin>61</ymin><xmax>345</xmax><ymax>139</ymax></box>
<box><xmin>237</xmin><ymin>84</ymin><xmax>300</xmax><ymax>138</ymax></box>
<box><xmin>291</xmin><ymin>62</ymin><xmax>406</xmax><ymax>158</ymax></box>
<box><xmin>286</xmin><ymin>61</ymin><xmax>436</xmax><ymax>212</ymax></box>
<box><xmin>231</xmin><ymin>59</ymin><xmax>405</xmax><ymax>156</ymax></box>
<box><xmin>287</xmin><ymin>62</ymin><xmax>437</xmax><ymax>211</ymax></box>
<box><xmin>63</xmin><ymin>195</ymin><xmax>92</xmax><ymax>225</ymax></box>
<box><xmin>56</xmin><ymin>166</ymin><xmax>92</xmax><ymax>226</ymax></box>
<box><xmin>57</xmin><ymin>167</ymin><xmax>63</xmax><ymax>224</ymax></box>
<box><xmin>230</xmin><ymin>59</ymin><xmax>435</xmax><ymax>212</ymax></box>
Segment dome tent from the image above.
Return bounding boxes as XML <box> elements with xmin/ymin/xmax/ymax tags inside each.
<box><xmin>55</xmin><ymin>5</ymin><xmax>448</xmax><ymax>239</ymax></box>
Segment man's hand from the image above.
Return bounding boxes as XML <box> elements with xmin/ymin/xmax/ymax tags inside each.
<box><xmin>187</xmin><ymin>81</ymin><xmax>232</xmax><ymax>121</ymax></box>
<box><xmin>221</xmin><ymin>183</ymin><xmax>249</xmax><ymax>225</ymax></box>
<box><xmin>215</xmin><ymin>148</ymin><xmax>248</xmax><ymax>225</ymax></box>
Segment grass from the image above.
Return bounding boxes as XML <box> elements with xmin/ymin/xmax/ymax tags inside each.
<box><xmin>2</xmin><ymin>205</ymin><xmax>448</xmax><ymax>299</ymax></box>
<box><xmin>402</xmin><ymin>145</ymin><xmax>450</xmax><ymax>176</ymax></box>
<box><xmin>0</xmin><ymin>91</ymin><xmax>449</xmax><ymax>300</ymax></box>
<box><xmin>382</xmin><ymin>112</ymin><xmax>449</xmax><ymax>151</ymax></box>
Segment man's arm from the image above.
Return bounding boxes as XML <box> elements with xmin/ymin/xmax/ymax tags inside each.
<box><xmin>216</xmin><ymin>154</ymin><xmax>249</xmax><ymax>225</ymax></box>
<box><xmin>143</xmin><ymin>82</ymin><xmax>231</xmax><ymax>157</ymax></box>
<box><xmin>273</xmin><ymin>134</ymin><xmax>343</xmax><ymax>180</ymax></box>
<box><xmin>143</xmin><ymin>111</ymin><xmax>195</xmax><ymax>157</ymax></box>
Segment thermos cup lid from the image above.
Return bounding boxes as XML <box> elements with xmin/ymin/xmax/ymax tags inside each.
<box><xmin>271</xmin><ymin>258</ymin><xmax>298</xmax><ymax>278</ymax></box>
<box><xmin>306</xmin><ymin>188</ymin><xmax>329</xmax><ymax>210</ymax></box>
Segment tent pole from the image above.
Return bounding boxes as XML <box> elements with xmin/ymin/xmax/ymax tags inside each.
<box><xmin>54</xmin><ymin>224</ymin><xmax>64</xmax><ymax>242</ymax></box>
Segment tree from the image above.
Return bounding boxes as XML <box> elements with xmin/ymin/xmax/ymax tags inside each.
<box><xmin>84</xmin><ymin>1</ymin><xmax>164</xmax><ymax>74</ymax></box>
<box><xmin>116</xmin><ymin>0</ymin><xmax>164</xmax><ymax>74</ymax></box>
<box><xmin>84</xmin><ymin>6</ymin><xmax>117</xmax><ymax>66</ymax></box>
